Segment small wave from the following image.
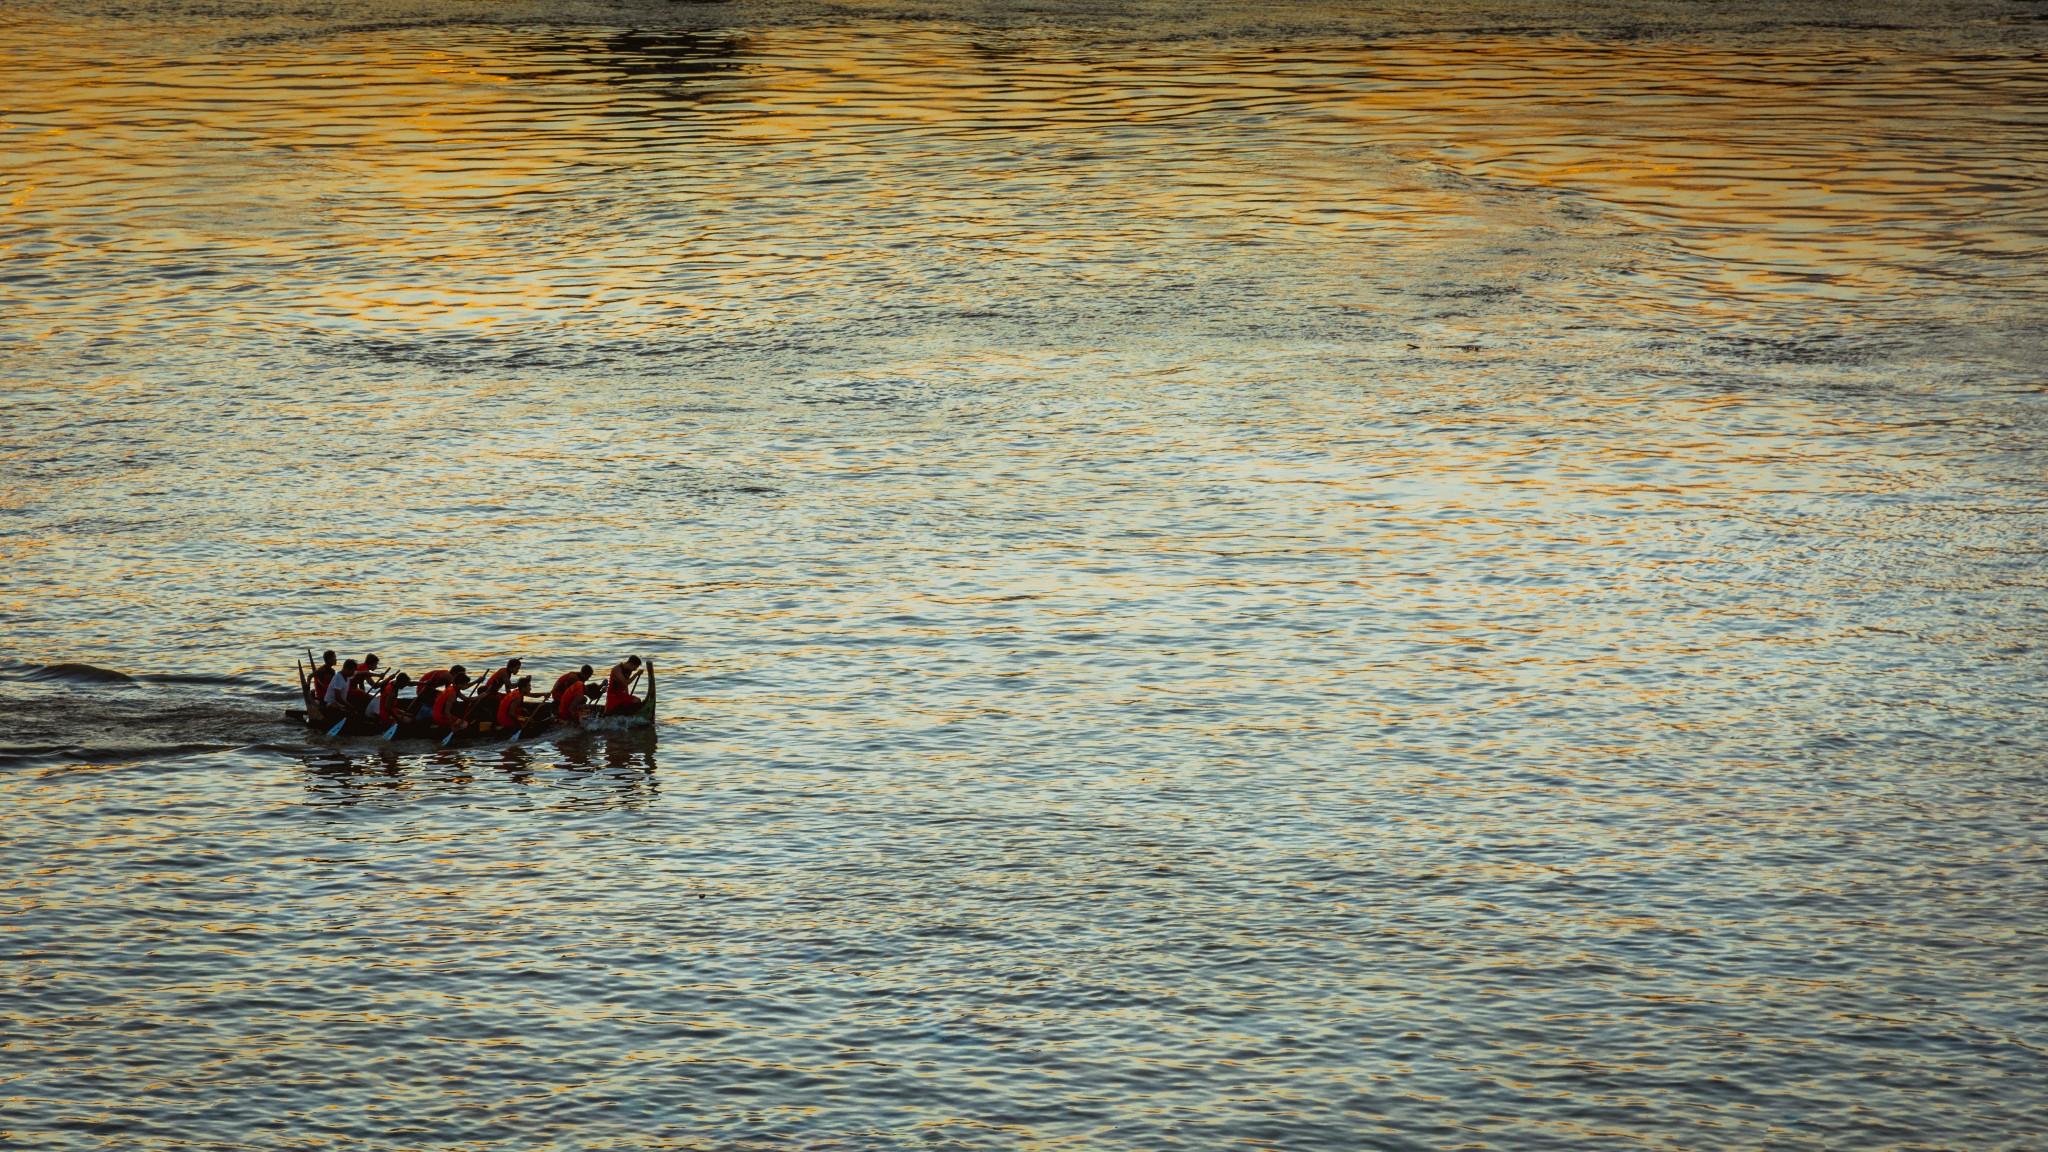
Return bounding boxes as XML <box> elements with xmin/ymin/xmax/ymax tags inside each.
<box><xmin>0</xmin><ymin>741</ymin><xmax>243</xmax><ymax>770</ymax></box>
<box><xmin>22</xmin><ymin>662</ymin><xmax>134</xmax><ymax>683</ymax></box>
<box><xmin>133</xmin><ymin>670</ymin><xmax>275</xmax><ymax>689</ymax></box>
<box><xmin>0</xmin><ymin>744</ymin><xmax>91</xmax><ymax>769</ymax></box>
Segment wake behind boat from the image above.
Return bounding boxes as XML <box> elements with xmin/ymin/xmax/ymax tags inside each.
<box><xmin>286</xmin><ymin>650</ymin><xmax>656</xmax><ymax>745</ymax></box>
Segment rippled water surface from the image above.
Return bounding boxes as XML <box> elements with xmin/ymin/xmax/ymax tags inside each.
<box><xmin>3</xmin><ymin>0</ymin><xmax>2046</xmax><ymax>1147</ymax></box>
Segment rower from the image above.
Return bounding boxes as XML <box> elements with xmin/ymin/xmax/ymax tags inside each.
<box><xmin>495</xmin><ymin>676</ymin><xmax>536</xmax><ymax>731</ymax></box>
<box><xmin>557</xmin><ymin>676</ymin><xmax>600</xmax><ymax>726</ymax></box>
<box><xmin>470</xmin><ymin>658</ymin><xmax>521</xmax><ymax>725</ymax></box>
<box><xmin>348</xmin><ymin>654</ymin><xmax>382</xmax><ymax>708</ymax></box>
<box><xmin>323</xmin><ymin>658</ymin><xmax>358</xmax><ymax>713</ymax></box>
<box><xmin>430</xmin><ymin>668</ymin><xmax>474</xmax><ymax>730</ymax></box>
<box><xmin>366</xmin><ymin>672</ymin><xmax>411</xmax><ymax>724</ymax></box>
<box><xmin>551</xmin><ymin>665</ymin><xmax>593</xmax><ymax>709</ymax></box>
<box><xmin>604</xmin><ymin>655</ymin><xmax>644</xmax><ymax>715</ymax></box>
<box><xmin>412</xmin><ymin>665</ymin><xmax>460</xmax><ymax>719</ymax></box>
<box><xmin>310</xmin><ymin>650</ymin><xmax>339</xmax><ymax>700</ymax></box>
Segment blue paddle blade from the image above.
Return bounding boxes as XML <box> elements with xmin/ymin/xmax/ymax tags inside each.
<box><xmin>442</xmin><ymin>728</ymin><xmax>456</xmax><ymax>747</ymax></box>
<box><xmin>327</xmin><ymin>717</ymin><xmax>347</xmax><ymax>737</ymax></box>
<box><xmin>382</xmin><ymin>724</ymin><xmax>399</xmax><ymax>741</ymax></box>
<box><xmin>508</xmin><ymin>730</ymin><xmax>521</xmax><ymax>744</ymax></box>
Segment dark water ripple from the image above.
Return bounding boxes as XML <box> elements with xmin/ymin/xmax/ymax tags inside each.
<box><xmin>2</xmin><ymin>0</ymin><xmax>2047</xmax><ymax>1148</ymax></box>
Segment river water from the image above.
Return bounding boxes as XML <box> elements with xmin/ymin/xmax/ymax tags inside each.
<box><xmin>2</xmin><ymin>0</ymin><xmax>2045</xmax><ymax>1147</ymax></box>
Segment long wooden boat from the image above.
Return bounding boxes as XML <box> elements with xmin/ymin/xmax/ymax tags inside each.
<box><xmin>286</xmin><ymin>662</ymin><xmax>656</xmax><ymax>745</ymax></box>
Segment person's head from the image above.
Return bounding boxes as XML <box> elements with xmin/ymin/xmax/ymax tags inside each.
<box><xmin>341</xmin><ymin>659</ymin><xmax>358</xmax><ymax>675</ymax></box>
<box><xmin>625</xmin><ymin>655</ymin><xmax>642</xmax><ymax>670</ymax></box>
<box><xmin>516</xmin><ymin>676</ymin><xmax>531</xmax><ymax>691</ymax></box>
<box><xmin>506</xmin><ymin>657</ymin><xmax>522</xmax><ymax>673</ymax></box>
<box><xmin>450</xmin><ymin>664</ymin><xmax>469</xmax><ymax>685</ymax></box>
<box><xmin>580</xmin><ymin>664</ymin><xmax>593</xmax><ymax>679</ymax></box>
<box><xmin>362</xmin><ymin>654</ymin><xmax>380</xmax><ymax>670</ymax></box>
<box><xmin>392</xmin><ymin>672</ymin><xmax>412</xmax><ymax>690</ymax></box>
<box><xmin>322</xmin><ymin>650</ymin><xmax>336</xmax><ymax>665</ymax></box>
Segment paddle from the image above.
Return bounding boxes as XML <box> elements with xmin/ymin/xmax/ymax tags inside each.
<box><xmin>440</xmin><ymin>688</ymin><xmax>469</xmax><ymax>746</ymax></box>
<box><xmin>499</xmin><ymin>684</ymin><xmax>557</xmax><ymax>737</ymax></box>
<box><xmin>501</xmin><ymin>691</ymin><xmax>547</xmax><ymax>745</ymax></box>
<box><xmin>442</xmin><ymin>678</ymin><xmax>492</xmax><ymax>746</ymax></box>
<box><xmin>506</xmin><ymin>703</ymin><xmax>541</xmax><ymax>745</ymax></box>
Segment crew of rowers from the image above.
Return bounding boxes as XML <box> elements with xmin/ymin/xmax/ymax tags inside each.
<box><xmin>307</xmin><ymin>650</ymin><xmax>646</xmax><ymax>734</ymax></box>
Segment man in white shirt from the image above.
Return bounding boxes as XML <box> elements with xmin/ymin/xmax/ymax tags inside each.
<box><xmin>323</xmin><ymin>658</ymin><xmax>357</xmax><ymax>710</ymax></box>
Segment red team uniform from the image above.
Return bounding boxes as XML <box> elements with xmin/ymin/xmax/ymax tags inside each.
<box><xmin>606</xmin><ymin>662</ymin><xmax>642</xmax><ymax>715</ymax></box>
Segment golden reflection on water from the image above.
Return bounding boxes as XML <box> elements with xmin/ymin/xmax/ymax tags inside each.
<box><xmin>4</xmin><ymin>20</ymin><xmax>2041</xmax><ymax>350</ymax></box>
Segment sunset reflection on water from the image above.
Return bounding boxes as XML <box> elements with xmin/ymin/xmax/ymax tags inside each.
<box><xmin>1</xmin><ymin>2</ymin><xmax>2045</xmax><ymax>1149</ymax></box>
<box><xmin>9</xmin><ymin>22</ymin><xmax>2041</xmax><ymax>351</ymax></box>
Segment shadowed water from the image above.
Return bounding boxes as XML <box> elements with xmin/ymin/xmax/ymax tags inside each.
<box><xmin>1</xmin><ymin>0</ymin><xmax>2045</xmax><ymax>1147</ymax></box>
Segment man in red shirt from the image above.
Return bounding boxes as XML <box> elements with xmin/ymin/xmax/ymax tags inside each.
<box><xmin>556</xmin><ymin>678</ymin><xmax>594</xmax><ymax>726</ymax></box>
<box><xmin>309</xmin><ymin>651</ymin><xmax>339</xmax><ymax>701</ymax></box>
<box><xmin>495</xmin><ymin>676</ymin><xmax>536</xmax><ymax>732</ymax></box>
<box><xmin>430</xmin><ymin>669</ymin><xmax>474</xmax><ymax>731</ymax></box>
<box><xmin>412</xmin><ymin>665</ymin><xmax>463</xmax><ymax>717</ymax></box>
<box><xmin>468</xmin><ymin>658</ymin><xmax>521</xmax><ymax>728</ymax></box>
<box><xmin>368</xmin><ymin>672</ymin><xmax>412</xmax><ymax>725</ymax></box>
<box><xmin>605</xmin><ymin>655</ymin><xmax>644</xmax><ymax>715</ymax></box>
<box><xmin>551</xmin><ymin>665</ymin><xmax>593</xmax><ymax>709</ymax></box>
